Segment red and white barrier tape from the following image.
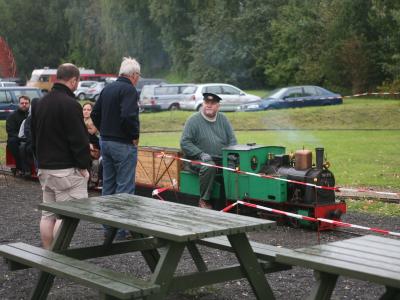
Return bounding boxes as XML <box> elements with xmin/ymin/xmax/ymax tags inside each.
<box><xmin>156</xmin><ymin>153</ymin><xmax>400</xmax><ymax>198</ymax></box>
<box><xmin>151</xmin><ymin>187</ymin><xmax>169</xmax><ymax>201</ymax></box>
<box><xmin>345</xmin><ymin>91</ymin><xmax>400</xmax><ymax>98</ymax></box>
<box><xmin>0</xmin><ymin>109</ymin><xmax>15</xmax><ymax>113</ymax></box>
<box><xmin>223</xmin><ymin>200</ymin><xmax>400</xmax><ymax>237</ymax></box>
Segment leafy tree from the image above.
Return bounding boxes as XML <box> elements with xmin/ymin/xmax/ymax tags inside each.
<box><xmin>0</xmin><ymin>0</ymin><xmax>70</xmax><ymax>79</ymax></box>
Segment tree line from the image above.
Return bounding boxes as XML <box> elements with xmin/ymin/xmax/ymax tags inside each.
<box><xmin>0</xmin><ymin>0</ymin><xmax>399</xmax><ymax>94</ymax></box>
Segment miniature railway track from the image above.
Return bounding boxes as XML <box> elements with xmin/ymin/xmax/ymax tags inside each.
<box><xmin>0</xmin><ymin>168</ymin><xmax>399</xmax><ymax>204</ymax></box>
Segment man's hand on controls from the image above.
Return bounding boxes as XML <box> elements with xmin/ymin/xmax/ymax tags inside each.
<box><xmin>200</xmin><ymin>152</ymin><xmax>212</xmax><ymax>162</ymax></box>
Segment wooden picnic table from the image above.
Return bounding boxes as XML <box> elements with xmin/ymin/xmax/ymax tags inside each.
<box><xmin>29</xmin><ymin>193</ymin><xmax>279</xmax><ymax>299</ymax></box>
<box><xmin>275</xmin><ymin>234</ymin><xmax>400</xmax><ymax>300</ymax></box>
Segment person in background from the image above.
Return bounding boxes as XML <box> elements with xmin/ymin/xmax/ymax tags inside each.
<box><xmin>82</xmin><ymin>102</ymin><xmax>93</xmax><ymax>123</ymax></box>
<box><xmin>84</xmin><ymin>117</ymin><xmax>101</xmax><ymax>188</ymax></box>
<box><xmin>6</xmin><ymin>95</ymin><xmax>30</xmax><ymax>175</ymax></box>
<box><xmin>180</xmin><ymin>92</ymin><xmax>237</xmax><ymax>209</ymax></box>
<box><xmin>91</xmin><ymin>57</ymin><xmax>141</xmax><ymax>240</ymax></box>
<box><xmin>31</xmin><ymin>63</ymin><xmax>91</xmax><ymax>249</ymax></box>
<box><xmin>18</xmin><ymin>98</ymin><xmax>39</xmax><ymax>176</ymax></box>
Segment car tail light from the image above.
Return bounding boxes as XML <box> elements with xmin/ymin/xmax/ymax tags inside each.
<box><xmin>191</xmin><ymin>95</ymin><xmax>195</xmax><ymax>100</ymax></box>
<box><xmin>150</xmin><ymin>97</ymin><xmax>156</xmax><ymax>105</ymax></box>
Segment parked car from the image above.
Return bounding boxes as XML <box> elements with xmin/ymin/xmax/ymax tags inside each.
<box><xmin>140</xmin><ymin>84</ymin><xmax>195</xmax><ymax>112</ymax></box>
<box><xmin>179</xmin><ymin>83</ymin><xmax>260</xmax><ymax>111</ymax></box>
<box><xmin>237</xmin><ymin>86</ymin><xmax>343</xmax><ymax>111</ymax></box>
<box><xmin>0</xmin><ymin>87</ymin><xmax>42</xmax><ymax>120</ymax></box>
<box><xmin>136</xmin><ymin>78</ymin><xmax>167</xmax><ymax>96</ymax></box>
<box><xmin>85</xmin><ymin>82</ymin><xmax>106</xmax><ymax>102</ymax></box>
<box><xmin>0</xmin><ymin>81</ymin><xmax>17</xmax><ymax>87</ymax></box>
<box><xmin>74</xmin><ymin>81</ymin><xmax>97</xmax><ymax>100</ymax></box>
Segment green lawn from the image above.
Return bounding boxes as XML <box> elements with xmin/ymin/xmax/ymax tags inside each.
<box><xmin>139</xmin><ymin>130</ymin><xmax>399</xmax><ymax>190</ymax></box>
<box><xmin>1</xmin><ymin>97</ymin><xmax>399</xmax><ymax>191</ymax></box>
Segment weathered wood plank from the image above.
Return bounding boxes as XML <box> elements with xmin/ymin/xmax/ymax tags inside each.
<box><xmin>39</xmin><ymin>203</ymin><xmax>193</xmax><ymax>241</ymax></box>
<box><xmin>39</xmin><ymin>193</ymin><xmax>258</xmax><ymax>228</ymax></box>
<box><xmin>304</xmin><ymin>240</ymin><xmax>400</xmax><ymax>260</ymax></box>
<box><xmin>75</xmin><ymin>193</ymin><xmax>268</xmax><ymax>227</ymax></box>
<box><xmin>57</xmin><ymin>237</ymin><xmax>166</xmax><ymax>260</ymax></box>
<box><xmin>169</xmin><ymin>261</ymin><xmax>289</xmax><ymax>292</ymax></box>
<box><xmin>197</xmin><ymin>236</ymin><xmax>293</xmax><ymax>262</ymax></box>
<box><xmin>297</xmin><ymin>246</ymin><xmax>400</xmax><ymax>272</ymax></box>
<box><xmin>356</xmin><ymin>234</ymin><xmax>400</xmax><ymax>247</ymax></box>
<box><xmin>39</xmin><ymin>195</ymin><xmax>274</xmax><ymax>242</ymax></box>
<box><xmin>276</xmin><ymin>249</ymin><xmax>400</xmax><ymax>288</ymax></box>
<box><xmin>80</xmin><ymin>194</ymin><xmax>266</xmax><ymax>230</ymax></box>
<box><xmin>55</xmin><ymin>198</ymin><xmax>236</xmax><ymax>233</ymax></box>
<box><xmin>0</xmin><ymin>243</ymin><xmax>159</xmax><ymax>299</ymax></box>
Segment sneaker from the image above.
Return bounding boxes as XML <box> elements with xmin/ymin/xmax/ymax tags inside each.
<box><xmin>199</xmin><ymin>199</ymin><xmax>213</xmax><ymax>209</ymax></box>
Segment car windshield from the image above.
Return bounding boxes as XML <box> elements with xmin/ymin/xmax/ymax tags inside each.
<box><xmin>79</xmin><ymin>82</ymin><xmax>96</xmax><ymax>88</ymax></box>
<box><xmin>263</xmin><ymin>88</ymin><xmax>288</xmax><ymax>99</ymax></box>
<box><xmin>182</xmin><ymin>86</ymin><xmax>198</xmax><ymax>94</ymax></box>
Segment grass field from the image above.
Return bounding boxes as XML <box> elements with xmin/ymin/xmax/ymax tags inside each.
<box><xmin>1</xmin><ymin>97</ymin><xmax>399</xmax><ymax>191</ymax></box>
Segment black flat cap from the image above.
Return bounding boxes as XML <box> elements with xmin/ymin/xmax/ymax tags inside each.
<box><xmin>203</xmin><ymin>92</ymin><xmax>222</xmax><ymax>102</ymax></box>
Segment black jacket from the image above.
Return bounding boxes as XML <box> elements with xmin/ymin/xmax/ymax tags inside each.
<box><xmin>6</xmin><ymin>108</ymin><xmax>28</xmax><ymax>139</ymax></box>
<box><xmin>31</xmin><ymin>83</ymin><xmax>91</xmax><ymax>170</ymax></box>
<box><xmin>91</xmin><ymin>76</ymin><xmax>140</xmax><ymax>144</ymax></box>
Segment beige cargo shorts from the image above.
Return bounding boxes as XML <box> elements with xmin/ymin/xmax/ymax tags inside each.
<box><xmin>38</xmin><ymin>168</ymin><xmax>88</xmax><ymax>218</ymax></box>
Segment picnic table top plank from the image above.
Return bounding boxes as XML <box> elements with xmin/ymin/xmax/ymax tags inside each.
<box><xmin>276</xmin><ymin>235</ymin><xmax>400</xmax><ymax>289</ymax></box>
<box><xmin>39</xmin><ymin>194</ymin><xmax>275</xmax><ymax>242</ymax></box>
<box><xmin>0</xmin><ymin>243</ymin><xmax>158</xmax><ymax>298</ymax></box>
<box><xmin>360</xmin><ymin>234</ymin><xmax>400</xmax><ymax>246</ymax></box>
<box><xmin>97</xmin><ymin>194</ymin><xmax>264</xmax><ymax>227</ymax></box>
<box><xmin>61</xmin><ymin>195</ymin><xmax>261</xmax><ymax>231</ymax></box>
<box><xmin>298</xmin><ymin>246</ymin><xmax>400</xmax><ymax>272</ymax></box>
<box><xmin>60</xmin><ymin>200</ymin><xmax>222</xmax><ymax>234</ymax></box>
<box><xmin>313</xmin><ymin>242</ymin><xmax>400</xmax><ymax>261</ymax></box>
<box><xmin>336</xmin><ymin>239</ymin><xmax>400</xmax><ymax>257</ymax></box>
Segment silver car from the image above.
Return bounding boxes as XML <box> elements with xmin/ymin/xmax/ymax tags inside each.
<box><xmin>179</xmin><ymin>83</ymin><xmax>260</xmax><ymax>111</ymax></box>
<box><xmin>0</xmin><ymin>81</ymin><xmax>18</xmax><ymax>87</ymax></box>
<box><xmin>85</xmin><ymin>81</ymin><xmax>106</xmax><ymax>102</ymax></box>
<box><xmin>74</xmin><ymin>81</ymin><xmax>97</xmax><ymax>100</ymax></box>
<box><xmin>140</xmin><ymin>84</ymin><xmax>195</xmax><ymax>111</ymax></box>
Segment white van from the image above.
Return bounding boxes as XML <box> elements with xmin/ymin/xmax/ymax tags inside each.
<box><xmin>140</xmin><ymin>84</ymin><xmax>195</xmax><ymax>111</ymax></box>
<box><xmin>27</xmin><ymin>67</ymin><xmax>95</xmax><ymax>92</ymax></box>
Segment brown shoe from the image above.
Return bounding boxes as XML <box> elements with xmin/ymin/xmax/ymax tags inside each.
<box><xmin>199</xmin><ymin>199</ymin><xmax>213</xmax><ymax>209</ymax></box>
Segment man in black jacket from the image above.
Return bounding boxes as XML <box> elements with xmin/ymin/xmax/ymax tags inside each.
<box><xmin>31</xmin><ymin>63</ymin><xmax>91</xmax><ymax>249</ymax></box>
<box><xmin>6</xmin><ymin>95</ymin><xmax>30</xmax><ymax>174</ymax></box>
<box><xmin>91</xmin><ymin>57</ymin><xmax>140</xmax><ymax>240</ymax></box>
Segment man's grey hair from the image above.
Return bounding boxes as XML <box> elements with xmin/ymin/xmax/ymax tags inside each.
<box><xmin>119</xmin><ymin>57</ymin><xmax>141</xmax><ymax>77</ymax></box>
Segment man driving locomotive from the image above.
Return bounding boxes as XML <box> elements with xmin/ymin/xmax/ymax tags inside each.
<box><xmin>180</xmin><ymin>92</ymin><xmax>237</xmax><ymax>209</ymax></box>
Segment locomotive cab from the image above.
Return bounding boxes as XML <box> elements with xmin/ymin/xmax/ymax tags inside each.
<box><xmin>222</xmin><ymin>144</ymin><xmax>287</xmax><ymax>202</ymax></box>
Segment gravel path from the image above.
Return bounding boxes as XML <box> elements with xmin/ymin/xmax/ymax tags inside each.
<box><xmin>0</xmin><ymin>175</ymin><xmax>399</xmax><ymax>300</ymax></box>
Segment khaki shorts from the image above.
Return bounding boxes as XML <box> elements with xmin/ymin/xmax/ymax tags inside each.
<box><xmin>38</xmin><ymin>168</ymin><xmax>88</xmax><ymax>218</ymax></box>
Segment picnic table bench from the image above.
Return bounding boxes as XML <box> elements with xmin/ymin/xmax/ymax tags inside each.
<box><xmin>275</xmin><ymin>234</ymin><xmax>400</xmax><ymax>300</ymax></box>
<box><xmin>0</xmin><ymin>193</ymin><xmax>291</xmax><ymax>299</ymax></box>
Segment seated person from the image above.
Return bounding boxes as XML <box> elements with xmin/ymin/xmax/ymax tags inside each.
<box><xmin>82</xmin><ymin>102</ymin><xmax>93</xmax><ymax>123</ymax></box>
<box><xmin>6</xmin><ymin>96</ymin><xmax>30</xmax><ymax>175</ymax></box>
<box><xmin>19</xmin><ymin>98</ymin><xmax>40</xmax><ymax>176</ymax></box>
<box><xmin>180</xmin><ymin>93</ymin><xmax>237</xmax><ymax>209</ymax></box>
<box><xmin>84</xmin><ymin>117</ymin><xmax>101</xmax><ymax>187</ymax></box>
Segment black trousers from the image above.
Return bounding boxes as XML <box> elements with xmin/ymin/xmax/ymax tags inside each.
<box><xmin>7</xmin><ymin>137</ymin><xmax>22</xmax><ymax>170</ymax></box>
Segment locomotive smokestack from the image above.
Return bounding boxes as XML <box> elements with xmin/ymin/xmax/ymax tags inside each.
<box><xmin>316</xmin><ymin>147</ymin><xmax>324</xmax><ymax>169</ymax></box>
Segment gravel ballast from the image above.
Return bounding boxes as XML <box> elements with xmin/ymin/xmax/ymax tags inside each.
<box><xmin>0</xmin><ymin>176</ymin><xmax>399</xmax><ymax>300</ymax></box>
